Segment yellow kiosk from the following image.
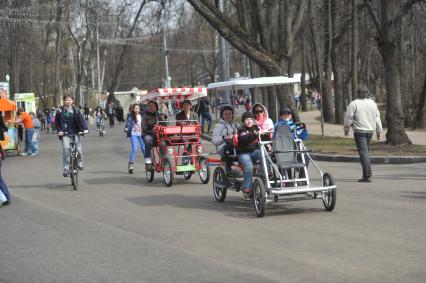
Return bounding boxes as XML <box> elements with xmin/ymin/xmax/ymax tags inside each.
<box><xmin>0</xmin><ymin>99</ymin><xmax>20</xmax><ymax>155</ymax></box>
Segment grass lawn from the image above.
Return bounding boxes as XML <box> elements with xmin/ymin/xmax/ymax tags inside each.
<box><xmin>305</xmin><ymin>135</ymin><xmax>426</xmax><ymax>156</ymax></box>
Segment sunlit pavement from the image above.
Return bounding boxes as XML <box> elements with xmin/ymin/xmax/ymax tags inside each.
<box><xmin>1</xmin><ymin>125</ymin><xmax>425</xmax><ymax>283</ymax></box>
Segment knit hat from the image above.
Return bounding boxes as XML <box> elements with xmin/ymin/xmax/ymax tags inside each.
<box><xmin>279</xmin><ymin>108</ymin><xmax>292</xmax><ymax>116</ymax></box>
<box><xmin>242</xmin><ymin>111</ymin><xmax>254</xmax><ymax>122</ymax></box>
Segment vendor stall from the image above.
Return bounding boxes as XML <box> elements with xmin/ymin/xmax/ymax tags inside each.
<box><xmin>0</xmin><ymin>99</ymin><xmax>20</xmax><ymax>155</ymax></box>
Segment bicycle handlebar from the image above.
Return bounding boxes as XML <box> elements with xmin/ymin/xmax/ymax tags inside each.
<box><xmin>60</xmin><ymin>131</ymin><xmax>87</xmax><ymax>137</ymax></box>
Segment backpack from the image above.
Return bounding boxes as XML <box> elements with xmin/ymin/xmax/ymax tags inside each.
<box><xmin>198</xmin><ymin>100</ymin><xmax>209</xmax><ymax>113</ymax></box>
<box><xmin>33</xmin><ymin>118</ymin><xmax>41</xmax><ymax>129</ymax></box>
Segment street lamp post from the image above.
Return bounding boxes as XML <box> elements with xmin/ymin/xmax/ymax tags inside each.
<box><xmin>5</xmin><ymin>74</ymin><xmax>11</xmax><ymax>100</ymax></box>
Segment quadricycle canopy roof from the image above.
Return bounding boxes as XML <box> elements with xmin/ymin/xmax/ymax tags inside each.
<box><xmin>140</xmin><ymin>87</ymin><xmax>207</xmax><ymax>103</ymax></box>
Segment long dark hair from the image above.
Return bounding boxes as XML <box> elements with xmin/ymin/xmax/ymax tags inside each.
<box><xmin>131</xmin><ymin>103</ymin><xmax>141</xmax><ymax>123</ymax></box>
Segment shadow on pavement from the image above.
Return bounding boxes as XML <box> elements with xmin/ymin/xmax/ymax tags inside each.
<box><xmin>126</xmin><ymin>193</ymin><xmax>325</xmax><ymax>219</ymax></box>
<box><xmin>84</xmin><ymin>176</ymin><xmax>146</xmax><ymax>185</ymax></box>
<box><xmin>399</xmin><ymin>191</ymin><xmax>426</xmax><ymax>200</ymax></box>
<box><xmin>372</xmin><ymin>173</ymin><xmax>426</xmax><ymax>181</ymax></box>
<box><xmin>13</xmin><ymin>183</ymin><xmax>74</xmax><ymax>191</ymax></box>
<box><xmin>88</xmin><ymin>170</ymin><xmax>131</xmax><ymax>175</ymax></box>
<box><xmin>84</xmin><ymin>175</ymin><xmax>196</xmax><ymax>186</ymax></box>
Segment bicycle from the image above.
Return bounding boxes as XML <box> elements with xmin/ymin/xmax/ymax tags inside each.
<box><xmin>65</xmin><ymin>132</ymin><xmax>84</xmax><ymax>190</ymax></box>
<box><xmin>96</xmin><ymin>118</ymin><xmax>105</xmax><ymax>137</ymax></box>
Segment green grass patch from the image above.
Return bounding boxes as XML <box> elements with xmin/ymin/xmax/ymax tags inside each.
<box><xmin>305</xmin><ymin>134</ymin><xmax>426</xmax><ymax>156</ymax></box>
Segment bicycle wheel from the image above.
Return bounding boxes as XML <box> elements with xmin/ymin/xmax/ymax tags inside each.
<box><xmin>198</xmin><ymin>157</ymin><xmax>210</xmax><ymax>184</ymax></box>
<box><xmin>253</xmin><ymin>177</ymin><xmax>266</xmax><ymax>217</ymax></box>
<box><xmin>70</xmin><ymin>155</ymin><xmax>78</xmax><ymax>190</ymax></box>
<box><xmin>322</xmin><ymin>173</ymin><xmax>336</xmax><ymax>211</ymax></box>
<box><xmin>213</xmin><ymin>167</ymin><xmax>227</xmax><ymax>202</ymax></box>
<box><xmin>162</xmin><ymin>159</ymin><xmax>174</xmax><ymax>187</ymax></box>
<box><xmin>182</xmin><ymin>152</ymin><xmax>192</xmax><ymax>180</ymax></box>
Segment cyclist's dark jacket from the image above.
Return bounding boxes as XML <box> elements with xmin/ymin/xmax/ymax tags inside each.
<box><xmin>236</xmin><ymin>125</ymin><xmax>260</xmax><ymax>154</ymax></box>
<box><xmin>55</xmin><ymin>106</ymin><xmax>88</xmax><ymax>135</ymax></box>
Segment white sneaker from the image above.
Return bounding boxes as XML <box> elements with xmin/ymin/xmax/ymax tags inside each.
<box><xmin>145</xmin><ymin>158</ymin><xmax>152</xmax><ymax>165</ymax></box>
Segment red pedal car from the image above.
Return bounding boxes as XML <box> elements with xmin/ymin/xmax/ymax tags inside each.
<box><xmin>141</xmin><ymin>87</ymin><xmax>210</xmax><ymax>187</ymax></box>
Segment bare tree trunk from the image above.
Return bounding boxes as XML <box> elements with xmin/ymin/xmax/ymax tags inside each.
<box><xmin>107</xmin><ymin>0</ymin><xmax>147</xmax><ymax>104</ymax></box>
<box><xmin>351</xmin><ymin>0</ymin><xmax>358</xmax><ymax>98</ymax></box>
<box><xmin>301</xmin><ymin>35</ymin><xmax>308</xmax><ymax>112</ymax></box>
<box><xmin>309</xmin><ymin>0</ymin><xmax>325</xmax><ymax>137</ymax></box>
<box><xmin>40</xmin><ymin>26</ymin><xmax>51</xmax><ymax>109</ymax></box>
<box><xmin>381</xmin><ymin>44</ymin><xmax>411</xmax><ymax>144</ymax></box>
<box><xmin>322</xmin><ymin>0</ymin><xmax>334</xmax><ymax>123</ymax></box>
<box><xmin>331</xmin><ymin>0</ymin><xmax>343</xmax><ymax>124</ymax></box>
<box><xmin>68</xmin><ymin>25</ymin><xmax>82</xmax><ymax>106</ymax></box>
<box><xmin>414</xmin><ymin>70</ymin><xmax>426</xmax><ymax>128</ymax></box>
<box><xmin>364</xmin><ymin>0</ymin><xmax>413</xmax><ymax>145</ymax></box>
<box><xmin>53</xmin><ymin>0</ymin><xmax>63</xmax><ymax>107</ymax></box>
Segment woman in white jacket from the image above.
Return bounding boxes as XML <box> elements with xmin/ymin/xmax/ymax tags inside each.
<box><xmin>212</xmin><ymin>106</ymin><xmax>237</xmax><ymax>172</ymax></box>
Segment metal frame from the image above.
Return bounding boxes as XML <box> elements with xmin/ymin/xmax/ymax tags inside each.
<box><xmin>256</xmin><ymin>132</ymin><xmax>336</xmax><ymax>203</ymax></box>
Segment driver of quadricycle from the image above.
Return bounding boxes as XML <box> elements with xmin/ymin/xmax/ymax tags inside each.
<box><xmin>142</xmin><ymin>100</ymin><xmax>167</xmax><ymax>165</ymax></box>
<box><xmin>175</xmin><ymin>99</ymin><xmax>199</xmax><ymax>153</ymax></box>
<box><xmin>235</xmin><ymin>112</ymin><xmax>272</xmax><ymax>201</ymax></box>
<box><xmin>212</xmin><ymin>106</ymin><xmax>237</xmax><ymax>173</ymax></box>
<box><xmin>175</xmin><ymin>99</ymin><xmax>198</xmax><ymax>126</ymax></box>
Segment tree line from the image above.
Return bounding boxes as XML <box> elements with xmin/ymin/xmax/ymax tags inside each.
<box><xmin>0</xmin><ymin>0</ymin><xmax>425</xmax><ymax>145</ymax></box>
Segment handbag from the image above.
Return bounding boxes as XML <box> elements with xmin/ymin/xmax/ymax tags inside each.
<box><xmin>0</xmin><ymin>189</ymin><xmax>7</xmax><ymax>204</ymax></box>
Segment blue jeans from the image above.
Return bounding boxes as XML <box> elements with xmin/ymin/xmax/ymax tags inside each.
<box><xmin>62</xmin><ymin>135</ymin><xmax>83</xmax><ymax>171</ymax></box>
<box><xmin>32</xmin><ymin>129</ymin><xmax>40</xmax><ymax>153</ymax></box>
<box><xmin>24</xmin><ymin>128</ymin><xmax>36</xmax><ymax>154</ymax></box>
<box><xmin>143</xmin><ymin>134</ymin><xmax>155</xmax><ymax>159</ymax></box>
<box><xmin>201</xmin><ymin>112</ymin><xmax>212</xmax><ymax>133</ymax></box>
<box><xmin>239</xmin><ymin>149</ymin><xmax>262</xmax><ymax>190</ymax></box>
<box><xmin>143</xmin><ymin>134</ymin><xmax>166</xmax><ymax>160</ymax></box>
<box><xmin>96</xmin><ymin>118</ymin><xmax>104</xmax><ymax>130</ymax></box>
<box><xmin>0</xmin><ymin>159</ymin><xmax>11</xmax><ymax>202</ymax></box>
<box><xmin>354</xmin><ymin>132</ymin><xmax>373</xmax><ymax>178</ymax></box>
<box><xmin>129</xmin><ymin>135</ymin><xmax>145</xmax><ymax>162</ymax></box>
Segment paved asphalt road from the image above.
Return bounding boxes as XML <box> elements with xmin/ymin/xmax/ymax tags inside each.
<box><xmin>1</xmin><ymin>124</ymin><xmax>425</xmax><ymax>283</ymax></box>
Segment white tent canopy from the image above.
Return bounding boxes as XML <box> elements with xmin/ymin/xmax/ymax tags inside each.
<box><xmin>207</xmin><ymin>76</ymin><xmax>300</xmax><ymax>91</ymax></box>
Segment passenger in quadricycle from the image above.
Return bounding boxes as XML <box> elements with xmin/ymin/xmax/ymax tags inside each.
<box><xmin>212</xmin><ymin>105</ymin><xmax>237</xmax><ymax>174</ymax></box>
<box><xmin>236</xmin><ymin>112</ymin><xmax>263</xmax><ymax>201</ymax></box>
<box><xmin>142</xmin><ymin>100</ymin><xmax>167</xmax><ymax>166</ymax></box>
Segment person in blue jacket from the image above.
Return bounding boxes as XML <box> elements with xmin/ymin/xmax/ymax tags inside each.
<box><xmin>125</xmin><ymin>103</ymin><xmax>146</xmax><ymax>174</ymax></box>
<box><xmin>274</xmin><ymin>108</ymin><xmax>308</xmax><ymax>140</ymax></box>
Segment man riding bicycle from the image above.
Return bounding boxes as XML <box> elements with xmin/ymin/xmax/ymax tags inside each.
<box><xmin>94</xmin><ymin>106</ymin><xmax>107</xmax><ymax>133</ymax></box>
<box><xmin>55</xmin><ymin>95</ymin><xmax>89</xmax><ymax>177</ymax></box>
